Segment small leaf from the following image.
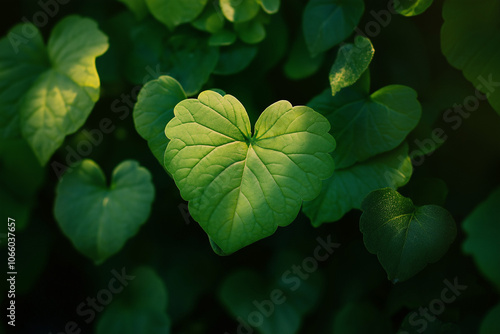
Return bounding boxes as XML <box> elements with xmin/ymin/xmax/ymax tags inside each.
<box><xmin>396</xmin><ymin>0</ymin><xmax>434</xmax><ymax>16</ymax></box>
<box><xmin>133</xmin><ymin>76</ymin><xmax>187</xmax><ymax>165</ymax></box>
<box><xmin>220</xmin><ymin>0</ymin><xmax>261</xmax><ymax>23</ymax></box>
<box><xmin>145</xmin><ymin>0</ymin><xmax>208</xmax><ymax>29</ymax></box>
<box><xmin>441</xmin><ymin>0</ymin><xmax>500</xmax><ymax>115</ymax></box>
<box><xmin>234</xmin><ymin>18</ymin><xmax>266</xmax><ymax>44</ymax></box>
<box><xmin>214</xmin><ymin>42</ymin><xmax>258</xmax><ymax>75</ymax></box>
<box><xmin>480</xmin><ymin>303</ymin><xmax>500</xmax><ymax>334</ymax></box>
<box><xmin>360</xmin><ymin>188</ymin><xmax>457</xmax><ymax>282</ymax></box>
<box><xmin>209</xmin><ymin>29</ymin><xmax>237</xmax><ymax>46</ymax></box>
<box><xmin>192</xmin><ymin>5</ymin><xmax>226</xmax><ymax>33</ymax></box>
<box><xmin>329</xmin><ymin>36</ymin><xmax>374</xmax><ymax>96</ymax></box>
<box><xmin>166</xmin><ymin>34</ymin><xmax>220</xmax><ymax>96</ymax></box>
<box><xmin>96</xmin><ymin>266</ymin><xmax>170</xmax><ymax>334</ymax></box>
<box><xmin>284</xmin><ymin>34</ymin><xmax>325</xmax><ymax>80</ymax></box>
<box><xmin>164</xmin><ymin>90</ymin><xmax>335</xmax><ymax>254</ymax></box>
<box><xmin>257</xmin><ymin>0</ymin><xmax>280</xmax><ymax>14</ymax></box>
<box><xmin>463</xmin><ymin>186</ymin><xmax>500</xmax><ymax>289</ymax></box>
<box><xmin>0</xmin><ymin>16</ymin><xmax>109</xmax><ymax>165</ymax></box>
<box><xmin>303</xmin><ymin>0</ymin><xmax>365</xmax><ymax>56</ymax></box>
<box><xmin>54</xmin><ymin>160</ymin><xmax>155</xmax><ymax>264</ymax></box>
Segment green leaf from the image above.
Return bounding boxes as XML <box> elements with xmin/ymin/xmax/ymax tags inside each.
<box><xmin>96</xmin><ymin>266</ymin><xmax>170</xmax><ymax>334</ymax></box>
<box><xmin>303</xmin><ymin>143</ymin><xmax>413</xmax><ymax>226</ymax></box>
<box><xmin>360</xmin><ymin>188</ymin><xmax>457</xmax><ymax>282</ymax></box>
<box><xmin>462</xmin><ymin>186</ymin><xmax>500</xmax><ymax>289</ymax></box>
<box><xmin>166</xmin><ymin>34</ymin><xmax>220</xmax><ymax>96</ymax></box>
<box><xmin>117</xmin><ymin>0</ymin><xmax>149</xmax><ymax>20</ymax></box>
<box><xmin>257</xmin><ymin>0</ymin><xmax>280</xmax><ymax>14</ymax></box>
<box><xmin>164</xmin><ymin>90</ymin><xmax>335</xmax><ymax>254</ymax></box>
<box><xmin>284</xmin><ymin>34</ymin><xmax>325</xmax><ymax>80</ymax></box>
<box><xmin>329</xmin><ymin>36</ymin><xmax>374</xmax><ymax>96</ymax></box>
<box><xmin>209</xmin><ymin>29</ymin><xmax>237</xmax><ymax>46</ymax></box>
<box><xmin>54</xmin><ymin>160</ymin><xmax>155</xmax><ymax>264</ymax></box>
<box><xmin>133</xmin><ymin>76</ymin><xmax>187</xmax><ymax>165</ymax></box>
<box><xmin>396</xmin><ymin>0</ymin><xmax>434</xmax><ymax>16</ymax></box>
<box><xmin>234</xmin><ymin>18</ymin><xmax>266</xmax><ymax>44</ymax></box>
<box><xmin>332</xmin><ymin>301</ymin><xmax>392</xmax><ymax>334</ymax></box>
<box><xmin>303</xmin><ymin>0</ymin><xmax>365</xmax><ymax>56</ymax></box>
<box><xmin>192</xmin><ymin>4</ymin><xmax>226</xmax><ymax>33</ymax></box>
<box><xmin>0</xmin><ymin>23</ymin><xmax>48</xmax><ymax>139</ymax></box>
<box><xmin>313</xmin><ymin>85</ymin><xmax>421</xmax><ymax>170</ymax></box>
<box><xmin>480</xmin><ymin>303</ymin><xmax>500</xmax><ymax>334</ymax></box>
<box><xmin>145</xmin><ymin>0</ymin><xmax>208</xmax><ymax>29</ymax></box>
<box><xmin>214</xmin><ymin>42</ymin><xmax>258</xmax><ymax>75</ymax></box>
<box><xmin>441</xmin><ymin>0</ymin><xmax>500</xmax><ymax>115</ymax></box>
<box><xmin>0</xmin><ymin>16</ymin><xmax>108</xmax><ymax>165</ymax></box>
<box><xmin>220</xmin><ymin>0</ymin><xmax>261</xmax><ymax>23</ymax></box>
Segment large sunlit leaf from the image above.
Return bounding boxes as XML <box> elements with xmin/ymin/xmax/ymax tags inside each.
<box><xmin>303</xmin><ymin>0</ymin><xmax>364</xmax><ymax>56</ymax></box>
<box><xmin>396</xmin><ymin>0</ymin><xmax>434</xmax><ymax>16</ymax></box>
<box><xmin>164</xmin><ymin>90</ymin><xmax>335</xmax><ymax>254</ymax></box>
<box><xmin>329</xmin><ymin>36</ymin><xmax>374</xmax><ymax>96</ymax></box>
<box><xmin>54</xmin><ymin>160</ymin><xmax>155</xmax><ymax>264</ymax></box>
<box><xmin>360</xmin><ymin>188</ymin><xmax>457</xmax><ymax>282</ymax></box>
<box><xmin>462</xmin><ymin>186</ymin><xmax>500</xmax><ymax>289</ymax></box>
<box><xmin>0</xmin><ymin>16</ymin><xmax>109</xmax><ymax>165</ymax></box>
<box><xmin>441</xmin><ymin>0</ymin><xmax>500</xmax><ymax>115</ymax></box>
<box><xmin>145</xmin><ymin>0</ymin><xmax>208</xmax><ymax>29</ymax></box>
<box><xmin>97</xmin><ymin>266</ymin><xmax>170</xmax><ymax>334</ymax></box>
<box><xmin>134</xmin><ymin>76</ymin><xmax>187</xmax><ymax>165</ymax></box>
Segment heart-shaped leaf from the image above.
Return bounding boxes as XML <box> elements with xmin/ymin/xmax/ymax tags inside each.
<box><xmin>462</xmin><ymin>186</ymin><xmax>500</xmax><ymax>289</ymax></box>
<box><xmin>0</xmin><ymin>16</ymin><xmax>109</xmax><ymax>165</ymax></box>
<box><xmin>360</xmin><ymin>188</ymin><xmax>457</xmax><ymax>282</ymax></box>
<box><xmin>329</xmin><ymin>36</ymin><xmax>374</xmax><ymax>96</ymax></box>
<box><xmin>303</xmin><ymin>0</ymin><xmax>365</xmax><ymax>56</ymax></box>
<box><xmin>441</xmin><ymin>0</ymin><xmax>500</xmax><ymax>115</ymax></box>
<box><xmin>54</xmin><ymin>160</ymin><xmax>155</xmax><ymax>264</ymax></box>
<box><xmin>164</xmin><ymin>90</ymin><xmax>335</xmax><ymax>254</ymax></box>
<box><xmin>134</xmin><ymin>76</ymin><xmax>187</xmax><ymax>165</ymax></box>
<box><xmin>96</xmin><ymin>266</ymin><xmax>170</xmax><ymax>334</ymax></box>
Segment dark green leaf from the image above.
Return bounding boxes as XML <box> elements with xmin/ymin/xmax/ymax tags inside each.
<box><xmin>360</xmin><ymin>188</ymin><xmax>457</xmax><ymax>282</ymax></box>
